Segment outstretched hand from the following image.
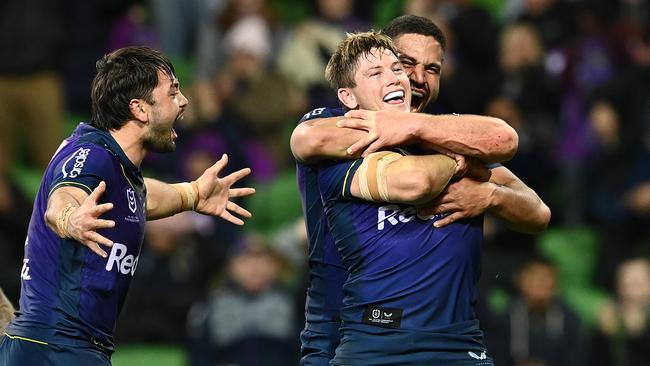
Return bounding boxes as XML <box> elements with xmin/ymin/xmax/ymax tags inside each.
<box><xmin>337</xmin><ymin>109</ymin><xmax>417</xmax><ymax>157</ymax></box>
<box><xmin>66</xmin><ymin>181</ymin><xmax>115</xmax><ymax>258</ymax></box>
<box><xmin>194</xmin><ymin>154</ymin><xmax>256</xmax><ymax>225</ymax></box>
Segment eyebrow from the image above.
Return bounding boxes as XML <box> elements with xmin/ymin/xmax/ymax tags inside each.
<box><xmin>363</xmin><ymin>65</ymin><xmax>383</xmax><ymax>75</ymax></box>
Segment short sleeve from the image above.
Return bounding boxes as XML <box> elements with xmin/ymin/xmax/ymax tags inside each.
<box><xmin>48</xmin><ymin>144</ymin><xmax>115</xmax><ymax>196</ymax></box>
<box><xmin>299</xmin><ymin>107</ymin><xmax>345</xmax><ymax>124</ymax></box>
<box><xmin>317</xmin><ymin>159</ymin><xmax>363</xmax><ymax>202</ymax></box>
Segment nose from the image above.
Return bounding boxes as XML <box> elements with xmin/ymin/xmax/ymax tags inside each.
<box><xmin>386</xmin><ymin>70</ymin><xmax>401</xmax><ymax>86</ymax></box>
<box><xmin>410</xmin><ymin>64</ymin><xmax>425</xmax><ymax>86</ymax></box>
<box><xmin>178</xmin><ymin>91</ymin><xmax>189</xmax><ymax>108</ymax></box>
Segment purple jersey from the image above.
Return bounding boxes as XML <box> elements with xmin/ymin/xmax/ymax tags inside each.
<box><xmin>7</xmin><ymin>123</ymin><xmax>146</xmax><ymax>352</ymax></box>
<box><xmin>296</xmin><ymin>107</ymin><xmax>348</xmax><ymax>364</ymax></box>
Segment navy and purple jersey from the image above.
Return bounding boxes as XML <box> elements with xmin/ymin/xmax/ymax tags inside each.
<box><xmin>6</xmin><ymin>123</ymin><xmax>146</xmax><ymax>353</ymax></box>
<box><xmin>296</xmin><ymin>107</ymin><xmax>347</xmax><ymax>364</ymax></box>
<box><xmin>318</xmin><ymin>154</ymin><xmax>485</xmax><ymax>332</ymax></box>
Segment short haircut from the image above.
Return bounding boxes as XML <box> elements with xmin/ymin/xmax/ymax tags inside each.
<box><xmin>325</xmin><ymin>31</ymin><xmax>398</xmax><ymax>90</ymax></box>
<box><xmin>382</xmin><ymin>15</ymin><xmax>447</xmax><ymax>51</ymax></box>
<box><xmin>91</xmin><ymin>46</ymin><xmax>175</xmax><ymax>131</ymax></box>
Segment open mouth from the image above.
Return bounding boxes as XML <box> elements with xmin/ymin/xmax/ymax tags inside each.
<box><xmin>383</xmin><ymin>90</ymin><xmax>405</xmax><ymax>105</ymax></box>
<box><xmin>411</xmin><ymin>90</ymin><xmax>425</xmax><ymax>111</ymax></box>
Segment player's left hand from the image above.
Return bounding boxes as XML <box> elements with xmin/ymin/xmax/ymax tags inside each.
<box><xmin>417</xmin><ymin>177</ymin><xmax>495</xmax><ymax>228</ymax></box>
<box><xmin>194</xmin><ymin>154</ymin><xmax>255</xmax><ymax>225</ymax></box>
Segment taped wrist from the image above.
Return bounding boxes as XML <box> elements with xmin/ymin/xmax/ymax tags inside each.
<box><xmin>357</xmin><ymin>151</ymin><xmax>401</xmax><ymax>202</ymax></box>
<box><xmin>171</xmin><ymin>181</ymin><xmax>200</xmax><ymax>211</ymax></box>
<box><xmin>56</xmin><ymin>203</ymin><xmax>77</xmax><ymax>238</ymax></box>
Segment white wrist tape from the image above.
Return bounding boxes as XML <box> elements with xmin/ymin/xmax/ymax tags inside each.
<box><xmin>357</xmin><ymin>151</ymin><xmax>401</xmax><ymax>202</ymax></box>
<box><xmin>171</xmin><ymin>181</ymin><xmax>200</xmax><ymax>211</ymax></box>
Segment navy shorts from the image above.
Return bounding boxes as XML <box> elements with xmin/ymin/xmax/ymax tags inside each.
<box><xmin>331</xmin><ymin>322</ymin><xmax>494</xmax><ymax>366</ymax></box>
<box><xmin>0</xmin><ymin>333</ymin><xmax>111</xmax><ymax>366</ymax></box>
<box><xmin>300</xmin><ymin>321</ymin><xmax>341</xmax><ymax>366</ymax></box>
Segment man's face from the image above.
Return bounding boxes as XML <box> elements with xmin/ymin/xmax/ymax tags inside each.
<box><xmin>143</xmin><ymin>70</ymin><xmax>188</xmax><ymax>153</ymax></box>
<box><xmin>394</xmin><ymin>33</ymin><xmax>443</xmax><ymax>112</ymax></box>
<box><xmin>339</xmin><ymin>47</ymin><xmax>411</xmax><ymax>112</ymax></box>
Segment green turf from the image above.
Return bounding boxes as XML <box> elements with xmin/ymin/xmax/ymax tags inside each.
<box><xmin>112</xmin><ymin>344</ymin><xmax>185</xmax><ymax>366</ymax></box>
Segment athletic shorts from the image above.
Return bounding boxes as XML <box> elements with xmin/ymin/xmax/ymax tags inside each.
<box><xmin>300</xmin><ymin>321</ymin><xmax>341</xmax><ymax>366</ymax></box>
<box><xmin>331</xmin><ymin>322</ymin><xmax>494</xmax><ymax>366</ymax></box>
<box><xmin>0</xmin><ymin>332</ymin><xmax>111</xmax><ymax>366</ymax></box>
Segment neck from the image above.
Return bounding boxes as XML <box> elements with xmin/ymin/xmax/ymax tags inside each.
<box><xmin>109</xmin><ymin>121</ymin><xmax>147</xmax><ymax>167</ymax></box>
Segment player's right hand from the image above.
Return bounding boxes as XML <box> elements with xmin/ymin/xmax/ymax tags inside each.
<box><xmin>338</xmin><ymin>109</ymin><xmax>417</xmax><ymax>157</ymax></box>
<box><xmin>67</xmin><ymin>181</ymin><xmax>115</xmax><ymax>258</ymax></box>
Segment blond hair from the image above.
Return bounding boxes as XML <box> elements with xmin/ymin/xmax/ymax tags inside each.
<box><xmin>325</xmin><ymin>31</ymin><xmax>398</xmax><ymax>90</ymax></box>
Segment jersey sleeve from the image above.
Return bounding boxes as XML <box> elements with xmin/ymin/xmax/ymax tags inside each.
<box><xmin>317</xmin><ymin>159</ymin><xmax>363</xmax><ymax>202</ymax></box>
<box><xmin>48</xmin><ymin>144</ymin><xmax>115</xmax><ymax>196</ymax></box>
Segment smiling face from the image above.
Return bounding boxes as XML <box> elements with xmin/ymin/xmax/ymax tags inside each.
<box><xmin>393</xmin><ymin>33</ymin><xmax>443</xmax><ymax>112</ymax></box>
<box><xmin>337</xmin><ymin>47</ymin><xmax>411</xmax><ymax>112</ymax></box>
<box><xmin>142</xmin><ymin>70</ymin><xmax>188</xmax><ymax>153</ymax></box>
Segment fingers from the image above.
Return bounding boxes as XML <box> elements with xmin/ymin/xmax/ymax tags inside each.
<box><xmin>361</xmin><ymin>140</ymin><xmax>383</xmax><ymax>157</ymax></box>
<box><xmin>227</xmin><ymin>201</ymin><xmax>252</xmax><ymax>219</ymax></box>
<box><xmin>347</xmin><ymin>135</ymin><xmax>377</xmax><ymax>156</ymax></box>
<box><xmin>337</xmin><ymin>118</ymin><xmax>367</xmax><ymax>130</ymax></box>
<box><xmin>91</xmin><ymin>202</ymin><xmax>114</xmax><ymax>216</ymax></box>
<box><xmin>344</xmin><ymin>110</ymin><xmax>367</xmax><ymax>120</ymax></box>
<box><xmin>93</xmin><ymin>219</ymin><xmax>116</xmax><ymax>230</ymax></box>
<box><xmin>86</xmin><ymin>242</ymin><xmax>108</xmax><ymax>258</ymax></box>
<box><xmin>209</xmin><ymin>154</ymin><xmax>229</xmax><ymax>175</ymax></box>
<box><xmin>224</xmin><ymin>167</ymin><xmax>252</xmax><ymax>185</ymax></box>
<box><xmin>86</xmin><ymin>181</ymin><xmax>107</xmax><ymax>205</ymax></box>
<box><xmin>229</xmin><ymin>187</ymin><xmax>256</xmax><ymax>198</ymax></box>
<box><xmin>220</xmin><ymin>210</ymin><xmax>244</xmax><ymax>226</ymax></box>
<box><xmin>433</xmin><ymin>212</ymin><xmax>464</xmax><ymax>228</ymax></box>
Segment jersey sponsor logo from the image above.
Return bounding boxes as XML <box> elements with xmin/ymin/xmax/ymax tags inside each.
<box><xmin>105</xmin><ymin>243</ymin><xmax>139</xmax><ymax>276</ymax></box>
<box><xmin>21</xmin><ymin>259</ymin><xmax>31</xmax><ymax>280</ymax></box>
<box><xmin>362</xmin><ymin>306</ymin><xmax>402</xmax><ymax>329</ymax></box>
<box><xmin>377</xmin><ymin>204</ymin><xmax>448</xmax><ymax>230</ymax></box>
<box><xmin>61</xmin><ymin>147</ymin><xmax>91</xmax><ymax>178</ymax></box>
<box><xmin>126</xmin><ymin>188</ymin><xmax>137</xmax><ymax>213</ymax></box>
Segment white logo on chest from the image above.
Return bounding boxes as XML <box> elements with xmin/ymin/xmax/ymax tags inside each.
<box><xmin>377</xmin><ymin>204</ymin><xmax>445</xmax><ymax>230</ymax></box>
<box><xmin>105</xmin><ymin>243</ymin><xmax>139</xmax><ymax>276</ymax></box>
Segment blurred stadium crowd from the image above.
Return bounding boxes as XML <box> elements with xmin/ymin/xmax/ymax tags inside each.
<box><xmin>1</xmin><ymin>0</ymin><xmax>650</xmax><ymax>365</ymax></box>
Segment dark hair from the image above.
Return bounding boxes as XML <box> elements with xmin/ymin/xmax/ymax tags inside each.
<box><xmin>90</xmin><ymin>46</ymin><xmax>175</xmax><ymax>130</ymax></box>
<box><xmin>382</xmin><ymin>15</ymin><xmax>447</xmax><ymax>51</ymax></box>
<box><xmin>325</xmin><ymin>31</ymin><xmax>398</xmax><ymax>90</ymax></box>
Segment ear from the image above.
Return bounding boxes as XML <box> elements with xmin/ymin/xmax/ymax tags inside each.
<box><xmin>337</xmin><ymin>88</ymin><xmax>358</xmax><ymax>110</ymax></box>
<box><xmin>129</xmin><ymin>99</ymin><xmax>148</xmax><ymax>122</ymax></box>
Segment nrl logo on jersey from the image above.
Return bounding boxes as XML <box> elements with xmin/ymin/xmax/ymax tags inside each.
<box><xmin>125</xmin><ymin>188</ymin><xmax>140</xmax><ymax>222</ymax></box>
<box><xmin>61</xmin><ymin>147</ymin><xmax>91</xmax><ymax>178</ymax></box>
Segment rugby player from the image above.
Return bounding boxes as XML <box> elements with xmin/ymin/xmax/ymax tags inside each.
<box><xmin>0</xmin><ymin>46</ymin><xmax>255</xmax><ymax>365</ymax></box>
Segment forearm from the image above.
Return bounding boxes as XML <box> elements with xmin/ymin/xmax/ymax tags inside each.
<box><xmin>45</xmin><ymin>187</ymin><xmax>85</xmax><ymax>237</ymax></box>
<box><xmin>487</xmin><ymin>172</ymin><xmax>551</xmax><ymax>233</ymax></box>
<box><xmin>409</xmin><ymin>113</ymin><xmax>518</xmax><ymax>163</ymax></box>
<box><xmin>145</xmin><ymin>178</ymin><xmax>195</xmax><ymax>220</ymax></box>
<box><xmin>291</xmin><ymin>117</ymin><xmax>365</xmax><ymax>163</ymax></box>
<box><xmin>351</xmin><ymin>153</ymin><xmax>457</xmax><ymax>205</ymax></box>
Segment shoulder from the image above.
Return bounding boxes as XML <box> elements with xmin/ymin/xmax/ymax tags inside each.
<box><xmin>299</xmin><ymin>107</ymin><xmax>345</xmax><ymax>123</ymax></box>
<box><xmin>54</xmin><ymin>143</ymin><xmax>116</xmax><ymax>178</ymax></box>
